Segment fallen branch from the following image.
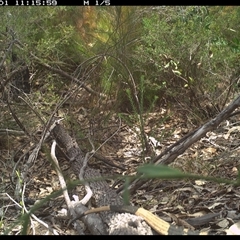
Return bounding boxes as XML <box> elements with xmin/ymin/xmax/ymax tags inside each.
<box><xmin>51</xmin><ymin>122</ymin><xmax>153</xmax><ymax>235</ymax></box>
<box><xmin>155</xmin><ymin>95</ymin><xmax>240</xmax><ymax>165</ymax></box>
<box><xmin>127</xmin><ymin>94</ymin><xmax>240</xmax><ymax>194</ymax></box>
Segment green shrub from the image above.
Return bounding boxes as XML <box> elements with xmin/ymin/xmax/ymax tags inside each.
<box><xmin>132</xmin><ymin>6</ymin><xmax>240</xmax><ymax>123</ymax></box>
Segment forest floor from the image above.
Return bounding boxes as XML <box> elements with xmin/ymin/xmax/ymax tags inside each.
<box><xmin>1</xmin><ymin>100</ymin><xmax>240</xmax><ymax>235</ymax></box>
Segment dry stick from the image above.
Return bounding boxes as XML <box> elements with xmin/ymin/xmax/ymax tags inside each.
<box><xmin>14</xmin><ymin>118</ymin><xmax>62</xmax><ymax>201</ymax></box>
<box><xmin>7</xmin><ymin>102</ymin><xmax>32</xmax><ymax>138</ymax></box>
<box><xmin>52</xmin><ymin>123</ymin><xmax>152</xmax><ymax>235</ymax></box>
<box><xmin>80</xmin><ymin>116</ymin><xmax>123</xmax><ymax>173</ymax></box>
<box><xmin>51</xmin><ymin>140</ymin><xmax>84</xmax><ymax>235</ymax></box>
<box><xmin>221</xmin><ymin>72</ymin><xmax>240</xmax><ymax>110</ymax></box>
<box><xmin>51</xmin><ymin>140</ymin><xmax>73</xmax><ymax>208</ymax></box>
<box><xmin>86</xmin><ymin>151</ymin><xmax>126</xmax><ymax>171</ymax></box>
<box><xmin>21</xmin><ymin>183</ymin><xmax>58</xmax><ymax>235</ymax></box>
<box><xmin>78</xmin><ymin>152</ymin><xmax>93</xmax><ymax>205</ymax></box>
<box><xmin>78</xmin><ymin>132</ymin><xmax>99</xmax><ymax>205</ymax></box>
<box><xmin>18</xmin><ymin>95</ymin><xmax>46</xmax><ymax>126</ymax></box>
<box><xmin>78</xmin><ymin>122</ymin><xmax>122</xmax><ymax>205</ymax></box>
<box><xmin>21</xmin><ymin>183</ymin><xmax>35</xmax><ymax>235</ymax></box>
<box><xmin>88</xmin><ymin>116</ymin><xmax>122</xmax><ymax>161</ymax></box>
<box><xmin>15</xmin><ymin>65</ymin><xmax>85</xmax><ymax>193</ymax></box>
<box><xmin>117</xmin><ymin>127</ymin><xmax>199</xmax><ymax>194</ymax></box>
<box><xmin>155</xmin><ymin>94</ymin><xmax>240</xmax><ymax>165</ymax></box>
<box><xmin>5</xmin><ymin>188</ymin><xmax>56</xmax><ymax>235</ymax></box>
<box><xmin>127</xmin><ymin>94</ymin><xmax>240</xmax><ymax>194</ymax></box>
<box><xmin>0</xmin><ymin>129</ymin><xmax>25</xmax><ymax>136</ymax></box>
<box><xmin>51</xmin><ymin>140</ymin><xmax>106</xmax><ymax>235</ymax></box>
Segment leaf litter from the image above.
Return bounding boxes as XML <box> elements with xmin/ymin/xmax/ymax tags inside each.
<box><xmin>1</xmin><ymin>107</ymin><xmax>240</xmax><ymax>234</ymax></box>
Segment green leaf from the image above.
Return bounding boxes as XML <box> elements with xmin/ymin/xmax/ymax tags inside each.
<box><xmin>137</xmin><ymin>164</ymin><xmax>189</xmax><ymax>179</ymax></box>
<box><xmin>137</xmin><ymin>164</ymin><xmax>235</xmax><ymax>186</ymax></box>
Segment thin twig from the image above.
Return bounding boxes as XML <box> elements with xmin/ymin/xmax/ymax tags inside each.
<box><xmin>5</xmin><ymin>191</ymin><xmax>57</xmax><ymax>235</ymax></box>
<box><xmin>87</xmin><ymin>116</ymin><xmax>122</xmax><ymax>161</ymax></box>
<box><xmin>51</xmin><ymin>140</ymin><xmax>72</xmax><ymax>209</ymax></box>
<box><xmin>0</xmin><ymin>129</ymin><xmax>25</xmax><ymax>136</ymax></box>
<box><xmin>50</xmin><ymin>140</ymin><xmax>84</xmax><ymax>235</ymax></box>
<box><xmin>31</xmin><ymin>53</ymin><xmax>106</xmax><ymax>98</ymax></box>
<box><xmin>78</xmin><ymin>152</ymin><xmax>92</xmax><ymax>205</ymax></box>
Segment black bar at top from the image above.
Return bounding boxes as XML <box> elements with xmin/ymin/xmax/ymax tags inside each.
<box><xmin>2</xmin><ymin>0</ymin><xmax>174</xmax><ymax>6</ymax></box>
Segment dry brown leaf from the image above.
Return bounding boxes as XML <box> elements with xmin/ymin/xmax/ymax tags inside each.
<box><xmin>144</xmin><ymin>194</ymin><xmax>153</xmax><ymax>201</ymax></box>
<box><xmin>188</xmin><ymin>211</ymin><xmax>209</xmax><ymax>218</ymax></box>
<box><xmin>149</xmin><ymin>205</ymin><xmax>158</xmax><ymax>212</ymax></box>
<box><xmin>217</xmin><ymin>219</ymin><xmax>229</xmax><ymax>228</ymax></box>
<box><xmin>232</xmin><ymin>167</ymin><xmax>238</xmax><ymax>175</ymax></box>
<box><xmin>195</xmin><ymin>180</ymin><xmax>206</xmax><ymax>186</ymax></box>
<box><xmin>208</xmin><ymin>202</ymin><xmax>223</xmax><ymax>210</ymax></box>
<box><xmin>203</xmin><ymin>147</ymin><xmax>217</xmax><ymax>154</ymax></box>
<box><xmin>160</xmin><ymin>196</ymin><xmax>169</xmax><ymax>204</ymax></box>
